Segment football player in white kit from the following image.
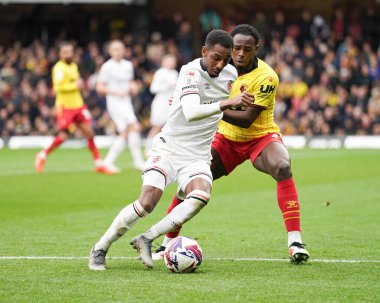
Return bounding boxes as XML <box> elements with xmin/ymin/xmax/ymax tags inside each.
<box><xmin>96</xmin><ymin>40</ymin><xmax>145</xmax><ymax>173</ymax></box>
<box><xmin>145</xmin><ymin>54</ymin><xmax>179</xmax><ymax>156</ymax></box>
<box><xmin>89</xmin><ymin>30</ymin><xmax>254</xmax><ymax>270</ymax></box>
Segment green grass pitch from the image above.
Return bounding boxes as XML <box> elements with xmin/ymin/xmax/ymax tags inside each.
<box><xmin>0</xmin><ymin>148</ymin><xmax>379</xmax><ymax>302</ymax></box>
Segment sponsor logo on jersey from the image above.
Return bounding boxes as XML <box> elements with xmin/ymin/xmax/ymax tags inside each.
<box><xmin>286</xmin><ymin>200</ymin><xmax>299</xmax><ymax>209</ymax></box>
<box><xmin>260</xmin><ymin>84</ymin><xmax>275</xmax><ymax>94</ymax></box>
<box><xmin>182</xmin><ymin>84</ymin><xmax>197</xmax><ymax>90</ymax></box>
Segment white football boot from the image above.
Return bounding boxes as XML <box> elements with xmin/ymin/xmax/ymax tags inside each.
<box><xmin>289</xmin><ymin>242</ymin><xmax>310</xmax><ymax>264</ymax></box>
<box><xmin>88</xmin><ymin>247</ymin><xmax>108</xmax><ymax>271</ymax></box>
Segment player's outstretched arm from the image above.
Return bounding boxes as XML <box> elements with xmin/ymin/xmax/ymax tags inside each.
<box><xmin>182</xmin><ymin>92</ymin><xmax>254</xmax><ymax>122</ymax></box>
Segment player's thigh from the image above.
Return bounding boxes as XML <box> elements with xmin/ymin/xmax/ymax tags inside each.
<box><xmin>142</xmin><ymin>151</ymin><xmax>176</xmax><ymax>192</ymax></box>
<box><xmin>177</xmin><ymin>159</ymin><xmax>213</xmax><ymax>196</ymax></box>
<box><xmin>138</xmin><ymin>185</ymin><xmax>164</xmax><ymax>213</ymax></box>
<box><xmin>253</xmin><ymin>141</ymin><xmax>290</xmax><ymax>175</ymax></box>
<box><xmin>210</xmin><ymin>147</ymin><xmax>227</xmax><ymax>180</ymax></box>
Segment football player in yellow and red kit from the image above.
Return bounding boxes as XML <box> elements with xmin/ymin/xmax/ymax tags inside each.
<box><xmin>156</xmin><ymin>25</ymin><xmax>310</xmax><ymax>263</ymax></box>
<box><xmin>34</xmin><ymin>41</ymin><xmax>110</xmax><ymax>174</ymax></box>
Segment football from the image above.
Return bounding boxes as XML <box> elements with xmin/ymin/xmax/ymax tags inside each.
<box><xmin>164</xmin><ymin>236</ymin><xmax>203</xmax><ymax>273</ymax></box>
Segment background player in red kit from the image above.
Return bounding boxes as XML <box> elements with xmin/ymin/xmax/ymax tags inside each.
<box><xmin>156</xmin><ymin>24</ymin><xmax>310</xmax><ymax>263</ymax></box>
<box><xmin>34</xmin><ymin>41</ymin><xmax>110</xmax><ymax>174</ymax></box>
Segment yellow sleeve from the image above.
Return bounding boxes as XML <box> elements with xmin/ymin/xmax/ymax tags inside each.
<box><xmin>251</xmin><ymin>73</ymin><xmax>278</xmax><ymax>109</ymax></box>
<box><xmin>52</xmin><ymin>65</ymin><xmax>78</xmax><ymax>93</ymax></box>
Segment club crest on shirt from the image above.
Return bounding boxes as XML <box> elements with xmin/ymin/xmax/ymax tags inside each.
<box><xmin>240</xmin><ymin>84</ymin><xmax>248</xmax><ymax>93</ymax></box>
<box><xmin>204</xmin><ymin>82</ymin><xmax>211</xmax><ymax>89</ymax></box>
<box><xmin>185</xmin><ymin>71</ymin><xmax>196</xmax><ymax>84</ymax></box>
<box><xmin>152</xmin><ymin>156</ymin><xmax>161</xmax><ymax>163</ymax></box>
<box><xmin>268</xmin><ymin>76</ymin><xmax>274</xmax><ymax>82</ymax></box>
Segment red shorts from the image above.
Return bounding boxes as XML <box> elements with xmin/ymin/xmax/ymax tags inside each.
<box><xmin>56</xmin><ymin>106</ymin><xmax>91</xmax><ymax>130</ymax></box>
<box><xmin>211</xmin><ymin>132</ymin><xmax>284</xmax><ymax>174</ymax></box>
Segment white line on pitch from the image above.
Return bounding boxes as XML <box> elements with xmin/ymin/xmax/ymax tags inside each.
<box><xmin>0</xmin><ymin>256</ymin><xmax>379</xmax><ymax>263</ymax></box>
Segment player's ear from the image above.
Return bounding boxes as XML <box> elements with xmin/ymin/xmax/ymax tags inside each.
<box><xmin>201</xmin><ymin>46</ymin><xmax>207</xmax><ymax>58</ymax></box>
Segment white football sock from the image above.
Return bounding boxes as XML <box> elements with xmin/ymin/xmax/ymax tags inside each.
<box><xmin>161</xmin><ymin>236</ymin><xmax>174</xmax><ymax>247</ymax></box>
<box><xmin>94</xmin><ymin>200</ymin><xmax>148</xmax><ymax>251</ymax></box>
<box><xmin>128</xmin><ymin>131</ymin><xmax>145</xmax><ymax>166</ymax></box>
<box><xmin>288</xmin><ymin>231</ymin><xmax>302</xmax><ymax>247</ymax></box>
<box><xmin>104</xmin><ymin>136</ymin><xmax>126</xmax><ymax>166</ymax></box>
<box><xmin>143</xmin><ymin>192</ymin><xmax>209</xmax><ymax>241</ymax></box>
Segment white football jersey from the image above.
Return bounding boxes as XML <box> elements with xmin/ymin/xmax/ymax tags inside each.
<box><xmin>150</xmin><ymin>67</ymin><xmax>179</xmax><ymax>103</ymax></box>
<box><xmin>97</xmin><ymin>58</ymin><xmax>134</xmax><ymax>103</ymax></box>
<box><xmin>160</xmin><ymin>58</ymin><xmax>237</xmax><ymax>159</ymax></box>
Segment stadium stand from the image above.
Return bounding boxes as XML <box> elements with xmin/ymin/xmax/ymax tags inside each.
<box><xmin>0</xmin><ymin>6</ymin><xmax>379</xmax><ymax>140</ymax></box>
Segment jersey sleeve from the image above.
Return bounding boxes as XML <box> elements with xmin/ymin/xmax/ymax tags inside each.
<box><xmin>52</xmin><ymin>64</ymin><xmax>78</xmax><ymax>93</ymax></box>
<box><xmin>97</xmin><ymin>64</ymin><xmax>109</xmax><ymax>84</ymax></box>
<box><xmin>178</xmin><ymin>68</ymin><xmax>201</xmax><ymax>100</ymax></box>
<box><xmin>251</xmin><ymin>73</ymin><xmax>279</xmax><ymax>109</ymax></box>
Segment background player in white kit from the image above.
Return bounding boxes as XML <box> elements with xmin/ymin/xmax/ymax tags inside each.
<box><xmin>89</xmin><ymin>30</ymin><xmax>254</xmax><ymax>270</ymax></box>
<box><xmin>96</xmin><ymin>40</ymin><xmax>145</xmax><ymax>173</ymax></box>
<box><xmin>145</xmin><ymin>54</ymin><xmax>178</xmax><ymax>156</ymax></box>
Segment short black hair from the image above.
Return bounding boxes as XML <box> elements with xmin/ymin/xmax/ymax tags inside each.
<box><xmin>231</xmin><ymin>24</ymin><xmax>260</xmax><ymax>44</ymax></box>
<box><xmin>58</xmin><ymin>41</ymin><xmax>74</xmax><ymax>51</ymax></box>
<box><xmin>205</xmin><ymin>29</ymin><xmax>233</xmax><ymax>49</ymax></box>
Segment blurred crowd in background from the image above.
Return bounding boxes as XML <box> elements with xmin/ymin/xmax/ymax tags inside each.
<box><xmin>0</xmin><ymin>6</ymin><xmax>379</xmax><ymax>139</ymax></box>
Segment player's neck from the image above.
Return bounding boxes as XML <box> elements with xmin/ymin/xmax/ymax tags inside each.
<box><xmin>237</xmin><ymin>56</ymin><xmax>258</xmax><ymax>76</ymax></box>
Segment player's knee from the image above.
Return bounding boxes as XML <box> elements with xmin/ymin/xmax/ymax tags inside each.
<box><xmin>138</xmin><ymin>186</ymin><xmax>163</xmax><ymax>213</ymax></box>
<box><xmin>186</xmin><ymin>190</ymin><xmax>210</xmax><ymax>208</ymax></box>
<box><xmin>274</xmin><ymin>159</ymin><xmax>292</xmax><ymax>181</ymax></box>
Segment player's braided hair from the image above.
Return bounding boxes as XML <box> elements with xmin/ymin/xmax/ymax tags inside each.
<box><xmin>205</xmin><ymin>29</ymin><xmax>233</xmax><ymax>49</ymax></box>
<box><xmin>231</xmin><ymin>24</ymin><xmax>260</xmax><ymax>44</ymax></box>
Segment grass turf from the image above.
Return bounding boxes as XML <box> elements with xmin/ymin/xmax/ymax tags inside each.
<box><xmin>0</xmin><ymin>148</ymin><xmax>379</xmax><ymax>302</ymax></box>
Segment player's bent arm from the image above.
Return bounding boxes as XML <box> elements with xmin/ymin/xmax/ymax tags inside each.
<box><xmin>222</xmin><ymin>105</ymin><xmax>264</xmax><ymax>128</ymax></box>
<box><xmin>182</xmin><ymin>94</ymin><xmax>222</xmax><ymax>122</ymax></box>
<box><xmin>53</xmin><ymin>81</ymin><xmax>79</xmax><ymax>93</ymax></box>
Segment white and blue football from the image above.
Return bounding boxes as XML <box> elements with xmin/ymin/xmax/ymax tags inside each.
<box><xmin>164</xmin><ymin>236</ymin><xmax>203</xmax><ymax>273</ymax></box>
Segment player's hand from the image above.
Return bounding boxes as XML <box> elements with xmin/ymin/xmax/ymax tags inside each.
<box><xmin>229</xmin><ymin>92</ymin><xmax>255</xmax><ymax>108</ymax></box>
<box><xmin>76</xmin><ymin>78</ymin><xmax>84</xmax><ymax>89</ymax></box>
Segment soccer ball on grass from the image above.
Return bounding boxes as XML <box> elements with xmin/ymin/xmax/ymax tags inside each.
<box><xmin>164</xmin><ymin>236</ymin><xmax>203</xmax><ymax>273</ymax></box>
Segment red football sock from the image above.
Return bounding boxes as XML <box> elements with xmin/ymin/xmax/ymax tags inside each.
<box><xmin>277</xmin><ymin>178</ymin><xmax>301</xmax><ymax>232</ymax></box>
<box><xmin>87</xmin><ymin>138</ymin><xmax>100</xmax><ymax>160</ymax></box>
<box><xmin>166</xmin><ymin>195</ymin><xmax>184</xmax><ymax>239</ymax></box>
<box><xmin>45</xmin><ymin>135</ymin><xmax>65</xmax><ymax>155</ymax></box>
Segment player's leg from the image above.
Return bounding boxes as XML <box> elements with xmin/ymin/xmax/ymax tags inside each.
<box><xmin>91</xmin><ymin>151</ymin><xmax>172</xmax><ymax>270</ymax></box>
<box><xmin>126</xmin><ymin>122</ymin><xmax>145</xmax><ymax>170</ymax></box>
<box><xmin>35</xmin><ymin>130</ymin><xmax>69</xmax><ymax>172</ymax></box>
<box><xmin>35</xmin><ymin>108</ymin><xmax>73</xmax><ymax>173</ymax></box>
<box><xmin>132</xmin><ymin>177</ymin><xmax>211</xmax><ymax>268</ymax></box>
<box><xmin>89</xmin><ymin>184</ymin><xmax>163</xmax><ymax>270</ymax></box>
<box><xmin>252</xmin><ymin>140</ymin><xmax>309</xmax><ymax>263</ymax></box>
<box><xmin>77</xmin><ymin>121</ymin><xmax>105</xmax><ymax>172</ymax></box>
<box><xmin>153</xmin><ymin>137</ymin><xmax>234</xmax><ymax>258</ymax></box>
<box><xmin>152</xmin><ymin>191</ymin><xmax>185</xmax><ymax>260</ymax></box>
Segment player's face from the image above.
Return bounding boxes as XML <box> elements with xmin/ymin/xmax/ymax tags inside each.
<box><xmin>60</xmin><ymin>45</ymin><xmax>74</xmax><ymax>63</ymax></box>
<box><xmin>202</xmin><ymin>44</ymin><xmax>232</xmax><ymax>78</ymax></box>
<box><xmin>232</xmin><ymin>34</ymin><xmax>258</xmax><ymax>71</ymax></box>
<box><xmin>109</xmin><ymin>42</ymin><xmax>125</xmax><ymax>61</ymax></box>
